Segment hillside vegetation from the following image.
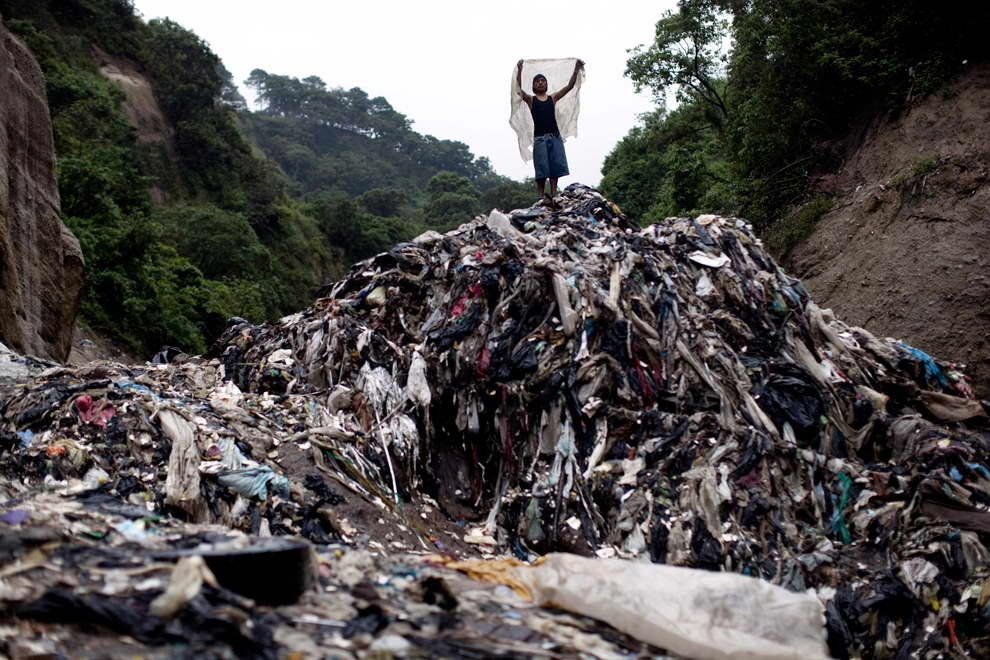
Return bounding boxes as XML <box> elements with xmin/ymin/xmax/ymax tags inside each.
<box><xmin>0</xmin><ymin>0</ymin><xmax>530</xmax><ymax>356</ymax></box>
<box><xmin>602</xmin><ymin>0</ymin><xmax>990</xmax><ymax>248</ymax></box>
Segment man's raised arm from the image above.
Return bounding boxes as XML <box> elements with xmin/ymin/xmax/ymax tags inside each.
<box><xmin>552</xmin><ymin>59</ymin><xmax>585</xmax><ymax>102</ymax></box>
<box><xmin>516</xmin><ymin>60</ymin><xmax>533</xmax><ymax>107</ymax></box>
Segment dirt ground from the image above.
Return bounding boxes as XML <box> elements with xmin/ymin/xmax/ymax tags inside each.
<box><xmin>67</xmin><ymin>323</ymin><xmax>137</xmax><ymax>366</ymax></box>
<box><xmin>93</xmin><ymin>46</ymin><xmax>176</xmax><ymax>203</ymax></box>
<box><xmin>786</xmin><ymin>64</ymin><xmax>990</xmax><ymax>397</ymax></box>
<box><xmin>273</xmin><ymin>440</ymin><xmax>479</xmax><ymax>558</ymax></box>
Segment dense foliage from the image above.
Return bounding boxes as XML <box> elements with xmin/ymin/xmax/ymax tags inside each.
<box><xmin>243</xmin><ymin>70</ymin><xmax>502</xmax><ymax>197</ymax></box>
<box><xmin>240</xmin><ymin>70</ymin><xmax>533</xmax><ymax>262</ymax></box>
<box><xmin>603</xmin><ymin>0</ymin><xmax>990</xmax><ymax>246</ymax></box>
<box><xmin>0</xmin><ymin>0</ymin><xmax>531</xmax><ymax>356</ymax></box>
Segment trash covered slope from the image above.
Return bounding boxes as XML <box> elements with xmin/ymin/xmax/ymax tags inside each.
<box><xmin>1</xmin><ymin>183</ymin><xmax>989</xmax><ymax>657</ymax></box>
<box><xmin>212</xmin><ymin>183</ymin><xmax>990</xmax><ymax>655</ymax></box>
<box><xmin>0</xmin><ymin>360</ymin><xmax>823</xmax><ymax>656</ymax></box>
<box><xmin>0</xmin><ymin>342</ymin><xmax>680</xmax><ymax>658</ymax></box>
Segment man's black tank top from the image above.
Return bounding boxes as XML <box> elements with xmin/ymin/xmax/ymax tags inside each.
<box><xmin>531</xmin><ymin>97</ymin><xmax>560</xmax><ymax>137</ymax></box>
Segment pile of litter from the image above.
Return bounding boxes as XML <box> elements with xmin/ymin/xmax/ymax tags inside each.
<box><xmin>0</xmin><ymin>346</ymin><xmax>822</xmax><ymax>658</ymax></box>
<box><xmin>2</xmin><ymin>184</ymin><xmax>989</xmax><ymax>657</ymax></box>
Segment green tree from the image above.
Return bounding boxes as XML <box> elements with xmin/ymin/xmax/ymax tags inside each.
<box><xmin>308</xmin><ymin>195</ymin><xmax>425</xmax><ymax>262</ymax></box>
<box><xmin>425</xmin><ymin>193</ymin><xmax>478</xmax><ymax>226</ymax></box>
<box><xmin>244</xmin><ymin>70</ymin><xmax>498</xmax><ymax>198</ymax></box>
<box><xmin>480</xmin><ymin>180</ymin><xmax>535</xmax><ymax>212</ymax></box>
<box><xmin>426</xmin><ymin>171</ymin><xmax>478</xmax><ymax>197</ymax></box>
<box><xmin>310</xmin><ymin>195</ymin><xmax>362</xmax><ymax>246</ymax></box>
<box><xmin>1</xmin><ymin>2</ymin><xmax>343</xmax><ymax>356</ymax></box>
<box><xmin>358</xmin><ymin>188</ymin><xmax>408</xmax><ymax>217</ymax></box>
<box><xmin>219</xmin><ymin>63</ymin><xmax>248</xmax><ymax>111</ymax></box>
<box><xmin>143</xmin><ymin>20</ymin><xmax>286</xmax><ymax>233</ymax></box>
<box><xmin>626</xmin><ymin>1</ymin><xmax>730</xmax><ymax>123</ymax></box>
<box><xmin>143</xmin><ymin>19</ymin><xmax>222</xmax><ymax>120</ymax></box>
<box><xmin>425</xmin><ymin>172</ymin><xmax>479</xmax><ymax>225</ymax></box>
<box><xmin>611</xmin><ymin>0</ymin><xmax>990</xmax><ymax>233</ymax></box>
<box><xmin>154</xmin><ymin>205</ymin><xmax>271</xmax><ymax>280</ymax></box>
<box><xmin>601</xmin><ymin>101</ymin><xmax>733</xmax><ymax>221</ymax></box>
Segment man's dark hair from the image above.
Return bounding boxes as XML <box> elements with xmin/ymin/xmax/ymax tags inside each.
<box><xmin>533</xmin><ymin>74</ymin><xmax>547</xmax><ymax>83</ymax></box>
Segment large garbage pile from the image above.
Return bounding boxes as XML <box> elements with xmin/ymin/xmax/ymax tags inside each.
<box><xmin>2</xmin><ymin>184</ymin><xmax>989</xmax><ymax>657</ymax></box>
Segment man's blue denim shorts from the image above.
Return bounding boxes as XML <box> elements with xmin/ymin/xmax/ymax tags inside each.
<box><xmin>533</xmin><ymin>134</ymin><xmax>569</xmax><ymax>179</ymax></box>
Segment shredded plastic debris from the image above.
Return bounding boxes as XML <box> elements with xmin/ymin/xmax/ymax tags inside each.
<box><xmin>1</xmin><ymin>185</ymin><xmax>988</xmax><ymax>657</ymax></box>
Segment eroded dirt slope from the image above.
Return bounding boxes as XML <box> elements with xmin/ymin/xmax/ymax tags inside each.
<box><xmin>787</xmin><ymin>65</ymin><xmax>990</xmax><ymax>396</ymax></box>
<box><xmin>94</xmin><ymin>46</ymin><xmax>177</xmax><ymax>203</ymax></box>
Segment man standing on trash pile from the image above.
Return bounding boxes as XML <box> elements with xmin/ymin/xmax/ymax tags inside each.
<box><xmin>516</xmin><ymin>58</ymin><xmax>583</xmax><ymax>207</ymax></box>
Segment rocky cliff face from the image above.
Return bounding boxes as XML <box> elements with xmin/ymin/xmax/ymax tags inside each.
<box><xmin>0</xmin><ymin>19</ymin><xmax>84</xmax><ymax>361</ymax></box>
<box><xmin>94</xmin><ymin>46</ymin><xmax>177</xmax><ymax>203</ymax></box>
<box><xmin>787</xmin><ymin>65</ymin><xmax>990</xmax><ymax>396</ymax></box>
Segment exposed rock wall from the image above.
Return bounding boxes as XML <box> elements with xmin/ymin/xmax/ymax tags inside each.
<box><xmin>0</xmin><ymin>19</ymin><xmax>84</xmax><ymax>361</ymax></box>
<box><xmin>787</xmin><ymin>65</ymin><xmax>990</xmax><ymax>396</ymax></box>
<box><xmin>94</xmin><ymin>46</ymin><xmax>177</xmax><ymax>203</ymax></box>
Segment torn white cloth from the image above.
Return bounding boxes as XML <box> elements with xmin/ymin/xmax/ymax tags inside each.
<box><xmin>509</xmin><ymin>58</ymin><xmax>584</xmax><ymax>162</ymax></box>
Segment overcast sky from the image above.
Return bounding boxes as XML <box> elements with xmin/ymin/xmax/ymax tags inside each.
<box><xmin>131</xmin><ymin>0</ymin><xmax>675</xmax><ymax>186</ymax></box>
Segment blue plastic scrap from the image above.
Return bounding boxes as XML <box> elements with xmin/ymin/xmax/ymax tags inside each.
<box><xmin>16</xmin><ymin>430</ymin><xmax>33</xmax><ymax>448</ymax></box>
<box><xmin>899</xmin><ymin>343</ymin><xmax>949</xmax><ymax>388</ymax></box>
<box><xmin>966</xmin><ymin>462</ymin><xmax>990</xmax><ymax>480</ymax></box>
<box><xmin>217</xmin><ymin>466</ymin><xmax>290</xmax><ymax>500</ymax></box>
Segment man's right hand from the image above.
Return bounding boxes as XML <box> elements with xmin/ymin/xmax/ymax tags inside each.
<box><xmin>517</xmin><ymin>59</ymin><xmax>524</xmax><ymax>71</ymax></box>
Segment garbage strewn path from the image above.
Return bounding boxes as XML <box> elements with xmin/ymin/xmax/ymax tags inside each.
<box><xmin>1</xmin><ymin>184</ymin><xmax>988</xmax><ymax>658</ymax></box>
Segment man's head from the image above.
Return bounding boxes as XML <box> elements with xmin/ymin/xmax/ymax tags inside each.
<box><xmin>532</xmin><ymin>74</ymin><xmax>548</xmax><ymax>94</ymax></box>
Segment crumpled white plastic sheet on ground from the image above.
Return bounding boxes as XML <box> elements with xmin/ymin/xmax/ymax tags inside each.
<box><xmin>516</xmin><ymin>553</ymin><xmax>828</xmax><ymax>660</ymax></box>
<box><xmin>509</xmin><ymin>58</ymin><xmax>584</xmax><ymax>161</ymax></box>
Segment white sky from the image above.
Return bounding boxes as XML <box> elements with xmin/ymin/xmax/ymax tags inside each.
<box><xmin>130</xmin><ymin>0</ymin><xmax>674</xmax><ymax>186</ymax></box>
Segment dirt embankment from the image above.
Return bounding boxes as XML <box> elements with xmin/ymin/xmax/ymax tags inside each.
<box><xmin>787</xmin><ymin>64</ymin><xmax>990</xmax><ymax>396</ymax></box>
<box><xmin>93</xmin><ymin>46</ymin><xmax>176</xmax><ymax>203</ymax></box>
<box><xmin>67</xmin><ymin>324</ymin><xmax>137</xmax><ymax>366</ymax></box>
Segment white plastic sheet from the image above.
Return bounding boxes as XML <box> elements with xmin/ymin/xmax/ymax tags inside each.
<box><xmin>509</xmin><ymin>58</ymin><xmax>584</xmax><ymax>162</ymax></box>
<box><xmin>517</xmin><ymin>553</ymin><xmax>828</xmax><ymax>659</ymax></box>
<box><xmin>405</xmin><ymin>351</ymin><xmax>432</xmax><ymax>408</ymax></box>
<box><xmin>160</xmin><ymin>409</ymin><xmax>205</xmax><ymax>520</ymax></box>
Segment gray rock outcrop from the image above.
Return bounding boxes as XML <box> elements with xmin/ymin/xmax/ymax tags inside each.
<box><xmin>0</xmin><ymin>19</ymin><xmax>84</xmax><ymax>361</ymax></box>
